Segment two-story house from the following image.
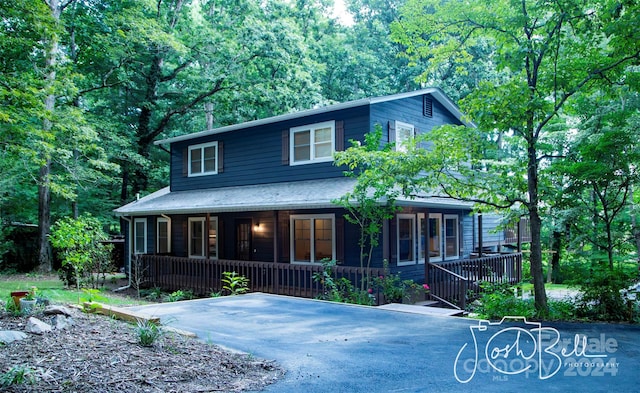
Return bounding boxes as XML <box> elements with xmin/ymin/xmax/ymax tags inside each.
<box><xmin>115</xmin><ymin>88</ymin><xmax>525</xmax><ymax>304</ymax></box>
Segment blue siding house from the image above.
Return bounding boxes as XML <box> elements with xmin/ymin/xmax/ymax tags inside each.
<box><xmin>115</xmin><ymin>88</ymin><xmax>523</xmax><ymax>301</ymax></box>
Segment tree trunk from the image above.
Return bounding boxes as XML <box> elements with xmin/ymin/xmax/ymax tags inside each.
<box><xmin>38</xmin><ymin>0</ymin><xmax>63</xmax><ymax>272</ymax></box>
<box><xmin>628</xmin><ymin>185</ymin><xmax>640</xmax><ymax>273</ymax></box>
<box><xmin>527</xmin><ymin>135</ymin><xmax>548</xmax><ymax>315</ymax></box>
<box><xmin>550</xmin><ymin>230</ymin><xmax>562</xmax><ymax>284</ymax></box>
<box><xmin>38</xmin><ymin>159</ymin><xmax>52</xmax><ymax>272</ymax></box>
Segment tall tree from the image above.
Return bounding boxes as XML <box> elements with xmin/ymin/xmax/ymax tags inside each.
<box><xmin>554</xmin><ymin>87</ymin><xmax>640</xmax><ymax>269</ymax></box>
<box><xmin>389</xmin><ymin>0</ymin><xmax>640</xmax><ymax>314</ymax></box>
<box><xmin>1</xmin><ymin>0</ymin><xmax>116</xmax><ymax>271</ymax></box>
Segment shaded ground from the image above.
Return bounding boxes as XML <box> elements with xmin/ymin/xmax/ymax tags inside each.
<box><xmin>0</xmin><ymin>293</ymin><xmax>284</xmax><ymax>392</ymax></box>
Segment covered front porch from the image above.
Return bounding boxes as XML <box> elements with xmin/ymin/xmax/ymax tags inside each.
<box><xmin>134</xmin><ymin>252</ymin><xmax>523</xmax><ymax>308</ymax></box>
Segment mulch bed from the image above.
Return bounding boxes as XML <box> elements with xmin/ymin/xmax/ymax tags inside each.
<box><xmin>0</xmin><ymin>305</ymin><xmax>284</xmax><ymax>392</ymax></box>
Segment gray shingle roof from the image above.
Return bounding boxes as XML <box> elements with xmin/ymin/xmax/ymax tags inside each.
<box><xmin>114</xmin><ymin>177</ymin><xmax>471</xmax><ymax>216</ymax></box>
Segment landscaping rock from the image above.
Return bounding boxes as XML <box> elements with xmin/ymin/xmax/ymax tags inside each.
<box><xmin>0</xmin><ymin>330</ymin><xmax>27</xmax><ymax>344</ymax></box>
<box><xmin>44</xmin><ymin>305</ymin><xmax>74</xmax><ymax>316</ymax></box>
<box><xmin>26</xmin><ymin>317</ymin><xmax>53</xmax><ymax>335</ymax></box>
<box><xmin>52</xmin><ymin>315</ymin><xmax>74</xmax><ymax>330</ymax></box>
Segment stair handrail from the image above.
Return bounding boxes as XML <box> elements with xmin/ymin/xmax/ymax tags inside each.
<box><xmin>426</xmin><ymin>261</ymin><xmax>470</xmax><ymax>310</ymax></box>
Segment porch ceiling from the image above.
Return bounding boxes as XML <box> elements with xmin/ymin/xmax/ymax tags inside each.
<box><xmin>114</xmin><ymin>177</ymin><xmax>472</xmax><ymax>216</ymax></box>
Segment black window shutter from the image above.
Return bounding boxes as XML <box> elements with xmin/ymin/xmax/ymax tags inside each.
<box><xmin>217</xmin><ymin>141</ymin><xmax>224</xmax><ymax>173</ymax></box>
<box><xmin>280</xmin><ymin>212</ymin><xmax>290</xmax><ymax>261</ymax></box>
<box><xmin>335</xmin><ymin>120</ymin><xmax>344</xmax><ymax>151</ymax></box>
<box><xmin>182</xmin><ymin>148</ymin><xmax>188</xmax><ymax>176</ymax></box>
<box><xmin>336</xmin><ymin>216</ymin><xmax>345</xmax><ymax>264</ymax></box>
<box><xmin>281</xmin><ymin>130</ymin><xmax>289</xmax><ymax>165</ymax></box>
<box><xmin>388</xmin><ymin>121</ymin><xmax>396</xmax><ymax>146</ymax></box>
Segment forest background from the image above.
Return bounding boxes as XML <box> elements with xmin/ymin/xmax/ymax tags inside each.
<box><xmin>1</xmin><ymin>0</ymin><xmax>638</xmax><ymax>316</ymax></box>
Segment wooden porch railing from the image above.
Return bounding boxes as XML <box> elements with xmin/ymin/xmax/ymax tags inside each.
<box><xmin>425</xmin><ymin>253</ymin><xmax>523</xmax><ymax>310</ymax></box>
<box><xmin>137</xmin><ymin>255</ymin><xmax>385</xmax><ymax>303</ymax></box>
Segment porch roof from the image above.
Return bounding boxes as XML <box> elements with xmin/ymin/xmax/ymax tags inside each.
<box><xmin>114</xmin><ymin>178</ymin><xmax>472</xmax><ymax>217</ymax></box>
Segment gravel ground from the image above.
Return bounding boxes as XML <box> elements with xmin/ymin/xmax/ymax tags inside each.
<box><xmin>0</xmin><ymin>303</ymin><xmax>284</xmax><ymax>392</ymax></box>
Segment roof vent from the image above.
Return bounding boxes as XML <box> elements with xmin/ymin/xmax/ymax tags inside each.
<box><xmin>423</xmin><ymin>96</ymin><xmax>433</xmax><ymax>118</ymax></box>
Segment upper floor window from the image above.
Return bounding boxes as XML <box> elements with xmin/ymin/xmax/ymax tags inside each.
<box><xmin>395</xmin><ymin>121</ymin><xmax>415</xmax><ymax>152</ymax></box>
<box><xmin>290</xmin><ymin>121</ymin><xmax>335</xmax><ymax>165</ymax></box>
<box><xmin>188</xmin><ymin>141</ymin><xmax>218</xmax><ymax>176</ymax></box>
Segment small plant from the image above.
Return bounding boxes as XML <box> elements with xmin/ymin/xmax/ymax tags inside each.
<box><xmin>222</xmin><ymin>272</ymin><xmax>249</xmax><ymax>295</ymax></box>
<box><xmin>4</xmin><ymin>297</ymin><xmax>21</xmax><ymax>317</ymax></box>
<box><xmin>24</xmin><ymin>287</ymin><xmax>37</xmax><ymax>301</ymax></box>
<box><xmin>210</xmin><ymin>291</ymin><xmax>222</xmax><ymax>298</ymax></box>
<box><xmin>134</xmin><ymin>319</ymin><xmax>163</xmax><ymax>347</ymax></box>
<box><xmin>166</xmin><ymin>290</ymin><xmax>186</xmax><ymax>302</ymax></box>
<box><xmin>80</xmin><ymin>288</ymin><xmax>106</xmax><ymax>303</ymax></box>
<box><xmin>0</xmin><ymin>365</ymin><xmax>36</xmax><ymax>388</ymax></box>
<box><xmin>141</xmin><ymin>287</ymin><xmax>165</xmax><ymax>301</ymax></box>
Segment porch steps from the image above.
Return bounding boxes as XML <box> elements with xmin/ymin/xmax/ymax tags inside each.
<box><xmin>378</xmin><ymin>302</ymin><xmax>465</xmax><ymax>317</ymax></box>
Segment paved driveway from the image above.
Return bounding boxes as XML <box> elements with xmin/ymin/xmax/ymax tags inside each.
<box><xmin>129</xmin><ymin>293</ymin><xmax>640</xmax><ymax>393</ymax></box>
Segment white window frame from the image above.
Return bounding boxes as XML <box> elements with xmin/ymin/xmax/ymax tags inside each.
<box><xmin>444</xmin><ymin>214</ymin><xmax>459</xmax><ymax>260</ymax></box>
<box><xmin>395</xmin><ymin>120</ymin><xmax>415</xmax><ymax>152</ymax></box>
<box><xmin>133</xmin><ymin>218</ymin><xmax>147</xmax><ymax>255</ymax></box>
<box><xmin>188</xmin><ymin>141</ymin><xmax>218</xmax><ymax>177</ymax></box>
<box><xmin>427</xmin><ymin>213</ymin><xmax>443</xmax><ymax>261</ymax></box>
<box><xmin>290</xmin><ymin>120</ymin><xmax>335</xmax><ymax>165</ymax></box>
<box><xmin>156</xmin><ymin>217</ymin><xmax>171</xmax><ymax>254</ymax></box>
<box><xmin>290</xmin><ymin>214</ymin><xmax>336</xmax><ymax>264</ymax></box>
<box><xmin>397</xmin><ymin>214</ymin><xmax>416</xmax><ymax>266</ymax></box>
<box><xmin>208</xmin><ymin>216</ymin><xmax>218</xmax><ymax>260</ymax></box>
<box><xmin>188</xmin><ymin>217</ymin><xmax>206</xmax><ymax>259</ymax></box>
<box><xmin>418</xmin><ymin>213</ymin><xmax>426</xmax><ymax>264</ymax></box>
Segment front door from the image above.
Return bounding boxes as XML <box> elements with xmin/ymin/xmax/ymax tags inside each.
<box><xmin>235</xmin><ymin>219</ymin><xmax>252</xmax><ymax>260</ymax></box>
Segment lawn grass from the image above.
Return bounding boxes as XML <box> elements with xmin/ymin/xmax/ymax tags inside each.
<box><xmin>0</xmin><ymin>273</ymin><xmax>150</xmax><ymax>307</ymax></box>
<box><xmin>519</xmin><ymin>282</ymin><xmax>578</xmax><ymax>292</ymax></box>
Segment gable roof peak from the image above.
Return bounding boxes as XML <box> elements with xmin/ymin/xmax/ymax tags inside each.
<box><xmin>155</xmin><ymin>87</ymin><xmax>469</xmax><ymax>145</ymax></box>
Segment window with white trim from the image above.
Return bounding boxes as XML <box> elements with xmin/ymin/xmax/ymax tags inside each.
<box><xmin>397</xmin><ymin>214</ymin><xmax>416</xmax><ymax>265</ymax></box>
<box><xmin>157</xmin><ymin>217</ymin><xmax>171</xmax><ymax>254</ymax></box>
<box><xmin>290</xmin><ymin>214</ymin><xmax>335</xmax><ymax>263</ymax></box>
<box><xmin>290</xmin><ymin>121</ymin><xmax>335</xmax><ymax>165</ymax></box>
<box><xmin>188</xmin><ymin>217</ymin><xmax>206</xmax><ymax>258</ymax></box>
<box><xmin>188</xmin><ymin>142</ymin><xmax>218</xmax><ymax>176</ymax></box>
<box><xmin>395</xmin><ymin>121</ymin><xmax>415</xmax><ymax>152</ymax></box>
<box><xmin>133</xmin><ymin>218</ymin><xmax>147</xmax><ymax>254</ymax></box>
<box><xmin>444</xmin><ymin>214</ymin><xmax>459</xmax><ymax>259</ymax></box>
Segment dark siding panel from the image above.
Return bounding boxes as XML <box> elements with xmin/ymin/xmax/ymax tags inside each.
<box><xmin>336</xmin><ymin>216</ymin><xmax>344</xmax><ymax>263</ymax></box>
<box><xmin>170</xmin><ymin>106</ymin><xmax>370</xmax><ymax>191</ymax></box>
<box><xmin>281</xmin><ymin>130</ymin><xmax>289</xmax><ymax>165</ymax></box>
<box><xmin>371</xmin><ymin>93</ymin><xmax>463</xmax><ymax>147</ymax></box>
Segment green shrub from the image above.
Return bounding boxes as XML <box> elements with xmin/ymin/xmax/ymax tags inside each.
<box><xmin>165</xmin><ymin>290</ymin><xmax>194</xmax><ymax>302</ymax></box>
<box><xmin>575</xmin><ymin>266</ymin><xmax>636</xmax><ymax>321</ymax></box>
<box><xmin>371</xmin><ymin>260</ymin><xmax>427</xmax><ymax>304</ymax></box>
<box><xmin>141</xmin><ymin>287</ymin><xmax>164</xmax><ymax>301</ymax></box>
<box><xmin>50</xmin><ymin>214</ymin><xmax>114</xmax><ymax>290</ymax></box>
<box><xmin>0</xmin><ymin>365</ymin><xmax>35</xmax><ymax>388</ymax></box>
<box><xmin>222</xmin><ymin>272</ymin><xmax>249</xmax><ymax>295</ymax></box>
<box><xmin>313</xmin><ymin>259</ymin><xmax>374</xmax><ymax>305</ymax></box>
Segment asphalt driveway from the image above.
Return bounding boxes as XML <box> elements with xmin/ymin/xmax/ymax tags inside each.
<box><xmin>129</xmin><ymin>293</ymin><xmax>640</xmax><ymax>393</ymax></box>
